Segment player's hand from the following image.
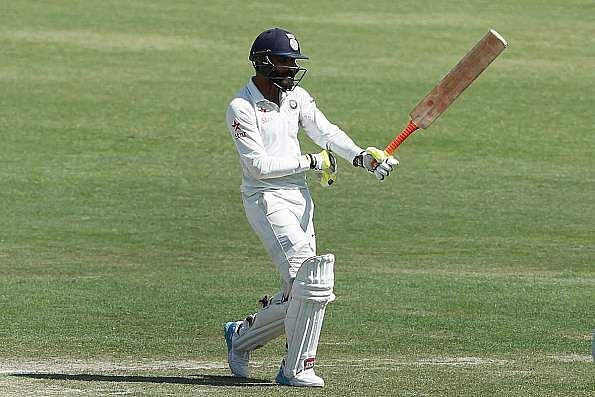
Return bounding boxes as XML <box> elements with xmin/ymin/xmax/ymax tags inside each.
<box><xmin>307</xmin><ymin>150</ymin><xmax>337</xmax><ymax>187</ymax></box>
<box><xmin>353</xmin><ymin>147</ymin><xmax>399</xmax><ymax>180</ymax></box>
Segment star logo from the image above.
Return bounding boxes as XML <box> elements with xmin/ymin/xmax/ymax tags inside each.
<box><xmin>232</xmin><ymin>119</ymin><xmax>247</xmax><ymax>139</ymax></box>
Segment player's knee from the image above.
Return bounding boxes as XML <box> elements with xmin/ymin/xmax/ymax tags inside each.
<box><xmin>287</xmin><ymin>242</ymin><xmax>316</xmax><ymax>279</ymax></box>
<box><xmin>292</xmin><ymin>254</ymin><xmax>335</xmax><ymax>304</ymax></box>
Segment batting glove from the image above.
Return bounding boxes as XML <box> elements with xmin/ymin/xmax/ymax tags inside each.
<box><xmin>353</xmin><ymin>147</ymin><xmax>399</xmax><ymax>180</ymax></box>
<box><xmin>307</xmin><ymin>149</ymin><xmax>338</xmax><ymax>187</ymax></box>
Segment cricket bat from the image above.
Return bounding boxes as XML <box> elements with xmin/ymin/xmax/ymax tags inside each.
<box><xmin>382</xmin><ymin>29</ymin><xmax>508</xmax><ymax>155</ymax></box>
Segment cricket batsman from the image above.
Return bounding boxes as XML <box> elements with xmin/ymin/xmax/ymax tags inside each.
<box><xmin>224</xmin><ymin>27</ymin><xmax>399</xmax><ymax>387</ymax></box>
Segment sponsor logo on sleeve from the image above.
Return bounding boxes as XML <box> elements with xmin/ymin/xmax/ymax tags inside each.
<box><xmin>232</xmin><ymin>120</ymin><xmax>247</xmax><ymax>139</ymax></box>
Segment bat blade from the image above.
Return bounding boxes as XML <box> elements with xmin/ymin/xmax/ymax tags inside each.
<box><xmin>410</xmin><ymin>29</ymin><xmax>508</xmax><ymax>129</ymax></box>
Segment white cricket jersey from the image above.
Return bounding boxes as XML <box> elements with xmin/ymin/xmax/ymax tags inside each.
<box><xmin>226</xmin><ymin>78</ymin><xmax>363</xmax><ymax>195</ymax></box>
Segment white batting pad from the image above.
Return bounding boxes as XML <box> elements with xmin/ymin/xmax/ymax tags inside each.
<box><xmin>284</xmin><ymin>254</ymin><xmax>335</xmax><ymax>377</ymax></box>
<box><xmin>233</xmin><ymin>291</ymin><xmax>289</xmax><ymax>352</ymax></box>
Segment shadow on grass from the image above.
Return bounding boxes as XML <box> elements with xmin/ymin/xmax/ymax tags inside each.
<box><xmin>12</xmin><ymin>373</ymin><xmax>274</xmax><ymax>387</ymax></box>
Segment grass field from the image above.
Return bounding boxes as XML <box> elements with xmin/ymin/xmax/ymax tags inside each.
<box><xmin>1</xmin><ymin>0</ymin><xmax>594</xmax><ymax>395</ymax></box>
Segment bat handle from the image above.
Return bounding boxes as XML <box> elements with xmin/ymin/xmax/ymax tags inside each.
<box><xmin>369</xmin><ymin>120</ymin><xmax>419</xmax><ymax>169</ymax></box>
<box><xmin>384</xmin><ymin>120</ymin><xmax>419</xmax><ymax>155</ymax></box>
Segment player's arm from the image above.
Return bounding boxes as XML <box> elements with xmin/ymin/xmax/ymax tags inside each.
<box><xmin>226</xmin><ymin>100</ymin><xmax>327</xmax><ymax>179</ymax></box>
<box><xmin>298</xmin><ymin>91</ymin><xmax>361</xmax><ymax>162</ymax></box>
<box><xmin>298</xmin><ymin>91</ymin><xmax>398</xmax><ymax>180</ymax></box>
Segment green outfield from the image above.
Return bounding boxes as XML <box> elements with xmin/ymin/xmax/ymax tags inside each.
<box><xmin>1</xmin><ymin>0</ymin><xmax>593</xmax><ymax>395</ymax></box>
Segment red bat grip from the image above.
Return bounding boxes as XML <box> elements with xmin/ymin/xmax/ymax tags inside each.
<box><xmin>384</xmin><ymin>120</ymin><xmax>419</xmax><ymax>155</ymax></box>
<box><xmin>369</xmin><ymin>120</ymin><xmax>419</xmax><ymax>168</ymax></box>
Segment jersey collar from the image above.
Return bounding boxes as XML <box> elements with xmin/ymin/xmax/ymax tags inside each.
<box><xmin>247</xmin><ymin>78</ymin><xmax>290</xmax><ymax>110</ymax></box>
<box><xmin>247</xmin><ymin>78</ymin><xmax>267</xmax><ymax>105</ymax></box>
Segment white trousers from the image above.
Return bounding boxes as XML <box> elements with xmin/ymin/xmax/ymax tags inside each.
<box><xmin>231</xmin><ymin>189</ymin><xmax>317</xmax><ymax>354</ymax></box>
<box><xmin>242</xmin><ymin>188</ymin><xmax>316</xmax><ymax>285</ymax></box>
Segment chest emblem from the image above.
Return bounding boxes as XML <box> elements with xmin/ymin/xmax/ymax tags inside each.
<box><xmin>289</xmin><ymin>100</ymin><xmax>298</xmax><ymax>110</ymax></box>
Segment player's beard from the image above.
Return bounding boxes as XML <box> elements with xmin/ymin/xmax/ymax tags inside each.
<box><xmin>269</xmin><ymin>64</ymin><xmax>299</xmax><ymax>91</ymax></box>
<box><xmin>270</xmin><ymin>72</ymin><xmax>295</xmax><ymax>92</ymax></box>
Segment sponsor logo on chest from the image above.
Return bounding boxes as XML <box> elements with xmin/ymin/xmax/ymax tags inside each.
<box><xmin>257</xmin><ymin>105</ymin><xmax>274</xmax><ymax>123</ymax></box>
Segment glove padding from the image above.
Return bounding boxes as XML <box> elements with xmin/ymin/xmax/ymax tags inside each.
<box><xmin>353</xmin><ymin>147</ymin><xmax>399</xmax><ymax>180</ymax></box>
<box><xmin>307</xmin><ymin>150</ymin><xmax>338</xmax><ymax>187</ymax></box>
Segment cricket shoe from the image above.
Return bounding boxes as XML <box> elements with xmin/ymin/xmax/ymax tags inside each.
<box><xmin>224</xmin><ymin>321</ymin><xmax>250</xmax><ymax>378</ymax></box>
<box><xmin>275</xmin><ymin>362</ymin><xmax>324</xmax><ymax>387</ymax></box>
